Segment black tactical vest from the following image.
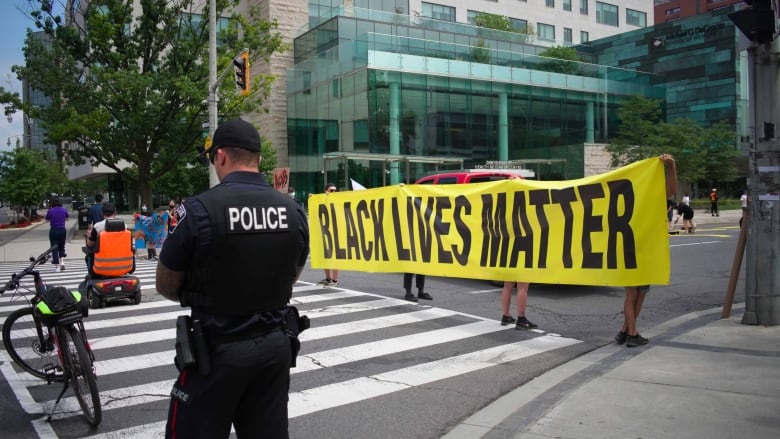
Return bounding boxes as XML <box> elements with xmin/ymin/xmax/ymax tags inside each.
<box><xmin>181</xmin><ymin>183</ymin><xmax>303</xmax><ymax>316</ymax></box>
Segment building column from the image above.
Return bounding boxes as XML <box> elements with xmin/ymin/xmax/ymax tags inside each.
<box><xmin>389</xmin><ymin>81</ymin><xmax>401</xmax><ymax>184</ymax></box>
<box><xmin>499</xmin><ymin>92</ymin><xmax>508</xmax><ymax>161</ymax></box>
<box><xmin>586</xmin><ymin>100</ymin><xmax>595</xmax><ymax>143</ymax></box>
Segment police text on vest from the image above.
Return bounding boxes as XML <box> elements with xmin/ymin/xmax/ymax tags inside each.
<box><xmin>228</xmin><ymin>206</ymin><xmax>288</xmax><ymax>232</ymax></box>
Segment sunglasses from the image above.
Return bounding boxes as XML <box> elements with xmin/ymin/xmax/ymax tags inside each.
<box><xmin>207</xmin><ymin>146</ymin><xmax>222</xmax><ymax>164</ymax></box>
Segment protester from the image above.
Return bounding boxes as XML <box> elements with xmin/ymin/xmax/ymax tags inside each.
<box><xmin>500</xmin><ymin>282</ymin><xmax>537</xmax><ymax>329</ymax></box>
<box><xmin>615</xmin><ymin>154</ymin><xmax>677</xmax><ymax>348</ymax></box>
<box><xmin>318</xmin><ymin>182</ymin><xmax>339</xmax><ymax>287</ymax></box>
<box><xmin>403</xmin><ymin>273</ymin><xmax>431</xmax><ymax>302</ymax></box>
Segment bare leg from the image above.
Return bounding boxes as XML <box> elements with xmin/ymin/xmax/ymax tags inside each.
<box><xmin>515</xmin><ymin>282</ymin><xmax>530</xmax><ymax>317</ymax></box>
<box><xmin>501</xmin><ymin>282</ymin><xmax>514</xmax><ymax>316</ymax></box>
<box><xmin>622</xmin><ymin>287</ymin><xmax>639</xmax><ymax>335</ymax></box>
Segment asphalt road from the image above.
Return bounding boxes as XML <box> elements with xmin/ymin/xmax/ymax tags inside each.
<box><xmin>0</xmin><ymin>221</ymin><xmax>744</xmax><ymax>438</ymax></box>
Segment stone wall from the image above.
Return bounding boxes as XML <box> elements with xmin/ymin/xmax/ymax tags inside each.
<box><xmin>243</xmin><ymin>0</ymin><xmax>309</xmax><ymax>168</ymax></box>
<box><xmin>583</xmin><ymin>143</ymin><xmax>614</xmax><ymax>177</ymax></box>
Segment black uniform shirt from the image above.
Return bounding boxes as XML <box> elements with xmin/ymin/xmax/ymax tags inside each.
<box><xmin>160</xmin><ymin>171</ymin><xmax>310</xmax><ymax>335</ymax></box>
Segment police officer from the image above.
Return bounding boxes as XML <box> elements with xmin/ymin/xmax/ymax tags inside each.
<box><xmin>156</xmin><ymin>119</ymin><xmax>309</xmax><ymax>438</ymax></box>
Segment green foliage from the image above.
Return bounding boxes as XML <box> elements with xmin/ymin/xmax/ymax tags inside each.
<box><xmin>2</xmin><ymin>0</ymin><xmax>287</xmax><ymax>207</ymax></box>
<box><xmin>471</xmin><ymin>39</ymin><xmax>491</xmax><ymax>64</ymax></box>
<box><xmin>0</xmin><ymin>147</ymin><xmax>51</xmax><ymax>208</ymax></box>
<box><xmin>606</xmin><ymin>95</ymin><xmax>741</xmax><ymax>188</ymax></box>
<box><xmin>259</xmin><ymin>136</ymin><xmax>278</xmax><ymax>186</ymax></box>
<box><xmin>472</xmin><ymin>13</ymin><xmax>515</xmax><ymax>32</ymax></box>
<box><xmin>536</xmin><ymin>46</ymin><xmax>581</xmax><ymax>74</ymax></box>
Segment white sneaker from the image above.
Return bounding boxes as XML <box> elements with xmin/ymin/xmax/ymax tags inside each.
<box><xmin>54</xmin><ymin>265</ymin><xmax>62</xmax><ymax>273</ymax></box>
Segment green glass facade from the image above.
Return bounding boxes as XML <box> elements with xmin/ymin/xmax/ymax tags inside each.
<box><xmin>287</xmin><ymin>6</ymin><xmax>665</xmax><ymax>195</ymax></box>
<box><xmin>587</xmin><ymin>8</ymin><xmax>744</xmax><ymax>133</ymax></box>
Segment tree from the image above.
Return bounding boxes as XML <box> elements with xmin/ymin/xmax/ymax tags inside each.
<box><xmin>472</xmin><ymin>13</ymin><xmax>515</xmax><ymax>32</ymax></box>
<box><xmin>536</xmin><ymin>46</ymin><xmax>581</xmax><ymax>74</ymax></box>
<box><xmin>0</xmin><ymin>147</ymin><xmax>50</xmax><ymax>217</ymax></box>
<box><xmin>1</xmin><ymin>0</ymin><xmax>286</xmax><ymax>208</ymax></box>
<box><xmin>607</xmin><ymin>95</ymin><xmax>741</xmax><ymax>190</ymax></box>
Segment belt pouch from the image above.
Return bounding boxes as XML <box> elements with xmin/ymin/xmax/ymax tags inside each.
<box><xmin>191</xmin><ymin>319</ymin><xmax>211</xmax><ymax>376</ymax></box>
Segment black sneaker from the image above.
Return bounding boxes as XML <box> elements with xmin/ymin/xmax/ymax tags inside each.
<box><xmin>318</xmin><ymin>278</ymin><xmax>331</xmax><ymax>285</ymax></box>
<box><xmin>404</xmin><ymin>293</ymin><xmax>418</xmax><ymax>302</ymax></box>
<box><xmin>500</xmin><ymin>315</ymin><xmax>516</xmax><ymax>326</ymax></box>
<box><xmin>626</xmin><ymin>333</ymin><xmax>649</xmax><ymax>347</ymax></box>
<box><xmin>515</xmin><ymin>316</ymin><xmax>538</xmax><ymax>330</ymax></box>
<box><xmin>417</xmin><ymin>291</ymin><xmax>433</xmax><ymax>300</ymax></box>
<box><xmin>615</xmin><ymin>331</ymin><xmax>628</xmax><ymax>345</ymax></box>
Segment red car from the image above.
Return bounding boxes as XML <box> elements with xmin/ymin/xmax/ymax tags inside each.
<box><xmin>414</xmin><ymin>169</ymin><xmax>532</xmax><ymax>185</ymax></box>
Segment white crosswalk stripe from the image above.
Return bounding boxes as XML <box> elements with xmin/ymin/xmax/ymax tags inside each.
<box><xmin>0</xmin><ymin>260</ymin><xmax>582</xmax><ymax>438</ymax></box>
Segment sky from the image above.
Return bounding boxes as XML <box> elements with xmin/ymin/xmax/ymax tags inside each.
<box><xmin>0</xmin><ymin>1</ymin><xmax>42</xmax><ymax>153</ymax></box>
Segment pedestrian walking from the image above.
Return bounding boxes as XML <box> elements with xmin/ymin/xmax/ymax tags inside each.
<box><xmin>615</xmin><ymin>154</ymin><xmax>677</xmax><ymax>348</ymax></box>
<box><xmin>45</xmin><ymin>197</ymin><xmax>69</xmax><ymax>272</ymax></box>
<box><xmin>156</xmin><ymin>118</ymin><xmax>310</xmax><ymax>438</ymax></box>
<box><xmin>500</xmin><ymin>281</ymin><xmax>537</xmax><ymax>329</ymax></box>
<box><xmin>403</xmin><ymin>273</ymin><xmax>431</xmax><ymax>302</ymax></box>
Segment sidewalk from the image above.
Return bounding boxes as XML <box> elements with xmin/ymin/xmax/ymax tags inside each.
<box><xmin>444</xmin><ymin>311</ymin><xmax>780</xmax><ymax>438</ymax></box>
<box><xmin>0</xmin><ymin>213</ymin><xmax>137</xmax><ymax>263</ymax></box>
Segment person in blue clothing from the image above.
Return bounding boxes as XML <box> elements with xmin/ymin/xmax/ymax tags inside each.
<box><xmin>156</xmin><ymin>118</ymin><xmax>309</xmax><ymax>438</ymax></box>
<box><xmin>45</xmin><ymin>197</ymin><xmax>69</xmax><ymax>272</ymax></box>
<box><xmin>87</xmin><ymin>193</ymin><xmax>105</xmax><ymax>231</ymax></box>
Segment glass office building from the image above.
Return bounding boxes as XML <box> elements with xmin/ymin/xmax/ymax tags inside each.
<box><xmin>287</xmin><ymin>6</ymin><xmax>665</xmax><ymax>192</ymax></box>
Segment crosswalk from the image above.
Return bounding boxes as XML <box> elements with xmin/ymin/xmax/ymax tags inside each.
<box><xmin>0</xmin><ymin>260</ymin><xmax>583</xmax><ymax>438</ymax></box>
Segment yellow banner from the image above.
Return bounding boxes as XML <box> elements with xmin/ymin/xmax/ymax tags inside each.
<box><xmin>308</xmin><ymin>158</ymin><xmax>670</xmax><ymax>286</ymax></box>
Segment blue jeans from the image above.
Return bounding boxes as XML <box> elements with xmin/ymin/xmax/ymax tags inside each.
<box><xmin>49</xmin><ymin>227</ymin><xmax>67</xmax><ymax>265</ymax></box>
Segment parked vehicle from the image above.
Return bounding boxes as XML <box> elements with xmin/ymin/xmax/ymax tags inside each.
<box><xmin>415</xmin><ymin>169</ymin><xmax>532</xmax><ymax>185</ymax></box>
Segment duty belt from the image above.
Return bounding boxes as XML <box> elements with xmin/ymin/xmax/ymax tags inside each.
<box><xmin>204</xmin><ymin>325</ymin><xmax>281</xmax><ymax>349</ymax></box>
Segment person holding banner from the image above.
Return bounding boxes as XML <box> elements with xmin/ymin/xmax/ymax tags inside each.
<box><xmin>616</xmin><ymin>154</ymin><xmax>677</xmax><ymax>348</ymax></box>
<box><xmin>500</xmin><ymin>282</ymin><xmax>537</xmax><ymax>329</ymax></box>
<box><xmin>318</xmin><ymin>183</ymin><xmax>340</xmax><ymax>287</ymax></box>
<box><xmin>403</xmin><ymin>273</ymin><xmax>431</xmax><ymax>302</ymax></box>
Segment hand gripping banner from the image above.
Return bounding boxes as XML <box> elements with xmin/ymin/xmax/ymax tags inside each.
<box><xmin>308</xmin><ymin>158</ymin><xmax>670</xmax><ymax>286</ymax></box>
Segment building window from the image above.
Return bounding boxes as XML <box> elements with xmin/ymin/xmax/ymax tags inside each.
<box><xmin>654</xmin><ymin>0</ymin><xmax>672</xmax><ymax>4</ymax></box>
<box><xmin>580</xmin><ymin>0</ymin><xmax>589</xmax><ymax>15</ymax></box>
<box><xmin>538</xmin><ymin>23</ymin><xmax>555</xmax><ymax>41</ymax></box>
<box><xmin>564</xmin><ymin>27</ymin><xmax>572</xmax><ymax>43</ymax></box>
<box><xmin>421</xmin><ymin>2</ymin><xmax>455</xmax><ymax>22</ymax></box>
<box><xmin>626</xmin><ymin>8</ymin><xmax>646</xmax><ymax>27</ymax></box>
<box><xmin>665</xmin><ymin>7</ymin><xmax>680</xmax><ymax>16</ymax></box>
<box><xmin>580</xmin><ymin>30</ymin><xmax>589</xmax><ymax>43</ymax></box>
<box><xmin>596</xmin><ymin>2</ymin><xmax>618</xmax><ymax>26</ymax></box>
<box><xmin>563</xmin><ymin>0</ymin><xmax>572</xmax><ymax>11</ymax></box>
<box><xmin>510</xmin><ymin>17</ymin><xmax>529</xmax><ymax>33</ymax></box>
<box><xmin>546</xmin><ymin>0</ymin><xmax>554</xmax><ymax>7</ymax></box>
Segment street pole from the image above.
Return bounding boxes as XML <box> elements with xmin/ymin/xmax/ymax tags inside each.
<box><xmin>208</xmin><ymin>0</ymin><xmax>219</xmax><ymax>188</ymax></box>
<box><xmin>743</xmin><ymin>37</ymin><xmax>780</xmax><ymax>326</ymax></box>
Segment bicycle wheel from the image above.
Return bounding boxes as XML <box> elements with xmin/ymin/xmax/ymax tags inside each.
<box><xmin>59</xmin><ymin>326</ymin><xmax>102</xmax><ymax>426</ymax></box>
<box><xmin>2</xmin><ymin>307</ymin><xmax>64</xmax><ymax>382</ymax></box>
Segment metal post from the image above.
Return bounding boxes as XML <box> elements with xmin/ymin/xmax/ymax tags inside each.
<box><xmin>743</xmin><ymin>38</ymin><xmax>780</xmax><ymax>326</ymax></box>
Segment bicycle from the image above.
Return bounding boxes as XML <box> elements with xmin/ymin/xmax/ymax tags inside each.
<box><xmin>1</xmin><ymin>245</ymin><xmax>102</xmax><ymax>426</ymax></box>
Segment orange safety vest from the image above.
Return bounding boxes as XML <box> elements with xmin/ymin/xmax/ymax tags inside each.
<box><xmin>710</xmin><ymin>192</ymin><xmax>717</xmax><ymax>201</ymax></box>
<box><xmin>93</xmin><ymin>230</ymin><xmax>134</xmax><ymax>277</ymax></box>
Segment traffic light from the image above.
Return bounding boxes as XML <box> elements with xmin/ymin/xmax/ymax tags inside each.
<box><xmin>233</xmin><ymin>51</ymin><xmax>250</xmax><ymax>96</ymax></box>
<box><xmin>729</xmin><ymin>0</ymin><xmax>778</xmax><ymax>44</ymax></box>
